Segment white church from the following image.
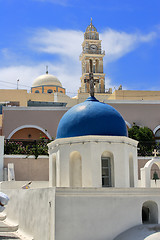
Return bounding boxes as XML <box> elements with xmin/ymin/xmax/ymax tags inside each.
<box><xmin>1</xmin><ymin>88</ymin><xmax>160</xmax><ymax>240</ymax></box>
<box><xmin>0</xmin><ymin>20</ymin><xmax>160</xmax><ymax>240</ymax></box>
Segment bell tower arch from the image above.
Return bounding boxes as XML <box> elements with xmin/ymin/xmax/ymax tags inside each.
<box><xmin>79</xmin><ymin>19</ymin><xmax>105</xmax><ymax>93</ymax></box>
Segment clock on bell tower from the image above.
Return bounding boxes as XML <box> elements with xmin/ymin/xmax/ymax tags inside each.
<box><xmin>79</xmin><ymin>18</ymin><xmax>105</xmax><ymax>94</ymax></box>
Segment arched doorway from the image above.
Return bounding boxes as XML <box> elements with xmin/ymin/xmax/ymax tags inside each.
<box><xmin>141</xmin><ymin>158</ymin><xmax>160</xmax><ymax>187</ymax></box>
<box><xmin>11</xmin><ymin>128</ymin><xmax>48</xmax><ymax>140</ymax></box>
<box><xmin>8</xmin><ymin>125</ymin><xmax>52</xmax><ymax>140</ymax></box>
<box><xmin>101</xmin><ymin>151</ymin><xmax>114</xmax><ymax>187</ymax></box>
<box><xmin>69</xmin><ymin>151</ymin><xmax>82</xmax><ymax>187</ymax></box>
<box><xmin>142</xmin><ymin>201</ymin><xmax>158</xmax><ymax>224</ymax></box>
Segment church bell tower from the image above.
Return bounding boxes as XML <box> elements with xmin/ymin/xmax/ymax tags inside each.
<box><xmin>79</xmin><ymin>19</ymin><xmax>105</xmax><ymax>93</ymax></box>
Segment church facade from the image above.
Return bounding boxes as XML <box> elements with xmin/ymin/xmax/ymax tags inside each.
<box><xmin>46</xmin><ymin>95</ymin><xmax>160</xmax><ymax>240</ymax></box>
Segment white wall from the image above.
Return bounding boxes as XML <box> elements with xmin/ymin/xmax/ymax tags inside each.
<box><xmin>48</xmin><ymin>136</ymin><xmax>138</xmax><ymax>188</ymax></box>
<box><xmin>0</xmin><ymin>136</ymin><xmax>4</xmax><ymax>181</ymax></box>
<box><xmin>0</xmin><ymin>181</ymin><xmax>49</xmax><ymax>189</ymax></box>
<box><xmin>2</xmin><ymin>187</ymin><xmax>160</xmax><ymax>240</ymax></box>
<box><xmin>3</xmin><ymin>188</ymin><xmax>55</xmax><ymax>240</ymax></box>
<box><xmin>55</xmin><ymin>188</ymin><xmax>160</xmax><ymax>240</ymax></box>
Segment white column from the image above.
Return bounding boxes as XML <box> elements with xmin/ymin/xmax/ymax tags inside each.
<box><xmin>59</xmin><ymin>145</ymin><xmax>70</xmax><ymax>187</ymax></box>
<box><xmin>49</xmin><ymin>153</ymin><xmax>56</xmax><ymax>187</ymax></box>
<box><xmin>0</xmin><ymin>136</ymin><xmax>4</xmax><ymax>181</ymax></box>
<box><xmin>140</xmin><ymin>167</ymin><xmax>150</xmax><ymax>187</ymax></box>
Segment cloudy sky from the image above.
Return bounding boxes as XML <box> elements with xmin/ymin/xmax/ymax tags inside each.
<box><xmin>0</xmin><ymin>0</ymin><xmax>159</xmax><ymax>96</ymax></box>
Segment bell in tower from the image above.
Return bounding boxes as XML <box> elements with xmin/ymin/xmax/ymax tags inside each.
<box><xmin>79</xmin><ymin>19</ymin><xmax>105</xmax><ymax>94</ymax></box>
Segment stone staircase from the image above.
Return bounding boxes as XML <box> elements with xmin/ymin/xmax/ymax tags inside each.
<box><xmin>0</xmin><ymin>213</ymin><xmax>21</xmax><ymax>239</ymax></box>
<box><xmin>0</xmin><ymin>213</ymin><xmax>34</xmax><ymax>240</ymax></box>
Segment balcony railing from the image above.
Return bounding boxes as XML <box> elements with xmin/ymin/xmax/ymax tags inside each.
<box><xmin>4</xmin><ymin>138</ymin><xmax>52</xmax><ymax>158</ymax></box>
<box><xmin>80</xmin><ymin>50</ymin><xmax>105</xmax><ymax>58</ymax></box>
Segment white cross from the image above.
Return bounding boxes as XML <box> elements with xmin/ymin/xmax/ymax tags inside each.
<box><xmin>152</xmin><ymin>149</ymin><xmax>159</xmax><ymax>157</ymax></box>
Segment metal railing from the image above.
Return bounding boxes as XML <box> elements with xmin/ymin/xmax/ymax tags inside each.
<box><xmin>4</xmin><ymin>139</ymin><xmax>51</xmax><ymax>158</ymax></box>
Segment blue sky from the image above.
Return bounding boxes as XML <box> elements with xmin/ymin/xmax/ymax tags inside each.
<box><xmin>0</xmin><ymin>0</ymin><xmax>159</xmax><ymax>96</ymax></box>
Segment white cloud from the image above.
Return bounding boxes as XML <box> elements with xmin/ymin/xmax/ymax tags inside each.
<box><xmin>0</xmin><ymin>65</ymin><xmax>42</xmax><ymax>90</ymax></box>
<box><xmin>0</xmin><ymin>63</ymin><xmax>81</xmax><ymax>96</ymax></box>
<box><xmin>32</xmin><ymin>0</ymin><xmax>69</xmax><ymax>6</ymax></box>
<box><xmin>31</xmin><ymin>28</ymin><xmax>157</xmax><ymax>64</ymax></box>
<box><xmin>31</xmin><ymin>29</ymin><xmax>83</xmax><ymax>60</ymax></box>
<box><xmin>100</xmin><ymin>29</ymin><xmax>157</xmax><ymax>63</ymax></box>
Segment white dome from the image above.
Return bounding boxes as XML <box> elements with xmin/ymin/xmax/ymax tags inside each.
<box><xmin>32</xmin><ymin>74</ymin><xmax>62</xmax><ymax>87</ymax></box>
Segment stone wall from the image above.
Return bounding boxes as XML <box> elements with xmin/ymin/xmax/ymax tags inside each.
<box><xmin>4</xmin><ymin>155</ymin><xmax>49</xmax><ymax>181</ymax></box>
<box><xmin>3</xmin><ymin>188</ymin><xmax>55</xmax><ymax>240</ymax></box>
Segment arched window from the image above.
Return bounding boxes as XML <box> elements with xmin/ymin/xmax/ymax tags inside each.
<box><xmin>47</xmin><ymin>89</ymin><xmax>53</xmax><ymax>94</ymax></box>
<box><xmin>89</xmin><ymin>59</ymin><xmax>93</xmax><ymax>72</ymax></box>
<box><xmin>142</xmin><ymin>201</ymin><xmax>158</xmax><ymax>224</ymax></box>
<box><xmin>101</xmin><ymin>151</ymin><xmax>114</xmax><ymax>187</ymax></box>
<box><xmin>69</xmin><ymin>151</ymin><xmax>82</xmax><ymax>187</ymax></box>
<box><xmin>155</xmin><ymin>129</ymin><xmax>160</xmax><ymax>142</ymax></box>
<box><xmin>96</xmin><ymin>59</ymin><xmax>99</xmax><ymax>73</ymax></box>
<box><xmin>35</xmin><ymin>90</ymin><xmax>39</xmax><ymax>93</ymax></box>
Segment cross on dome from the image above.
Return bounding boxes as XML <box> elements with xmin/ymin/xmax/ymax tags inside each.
<box><xmin>84</xmin><ymin>60</ymin><xmax>99</xmax><ymax>97</ymax></box>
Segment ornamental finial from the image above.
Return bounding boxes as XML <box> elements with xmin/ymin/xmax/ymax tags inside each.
<box><xmin>90</xmin><ymin>17</ymin><xmax>92</xmax><ymax>25</ymax></box>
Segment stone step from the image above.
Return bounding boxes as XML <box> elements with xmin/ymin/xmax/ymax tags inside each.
<box><xmin>0</xmin><ymin>232</ymin><xmax>21</xmax><ymax>239</ymax></box>
<box><xmin>0</xmin><ymin>221</ymin><xmax>19</xmax><ymax>232</ymax></box>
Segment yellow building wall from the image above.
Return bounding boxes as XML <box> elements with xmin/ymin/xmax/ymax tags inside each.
<box><xmin>27</xmin><ymin>92</ymin><xmax>54</xmax><ymax>102</ymax></box>
<box><xmin>0</xmin><ymin>89</ymin><xmax>56</xmax><ymax>107</ymax></box>
<box><xmin>1</xmin><ymin>88</ymin><xmax>160</xmax><ymax>112</ymax></box>
<box><xmin>110</xmin><ymin>90</ymin><xmax>160</xmax><ymax>100</ymax></box>
<box><xmin>58</xmin><ymin>87</ymin><xmax>65</xmax><ymax>94</ymax></box>
<box><xmin>0</xmin><ymin>89</ymin><xmax>28</xmax><ymax>107</ymax></box>
<box><xmin>31</xmin><ymin>86</ymin><xmax>65</xmax><ymax>94</ymax></box>
<box><xmin>31</xmin><ymin>87</ymin><xmax>43</xmax><ymax>93</ymax></box>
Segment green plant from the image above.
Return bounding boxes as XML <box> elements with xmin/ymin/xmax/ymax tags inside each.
<box><xmin>128</xmin><ymin>124</ymin><xmax>156</xmax><ymax>156</ymax></box>
<box><xmin>4</xmin><ymin>139</ymin><xmax>52</xmax><ymax>158</ymax></box>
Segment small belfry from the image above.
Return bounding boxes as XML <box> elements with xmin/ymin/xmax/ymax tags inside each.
<box><xmin>79</xmin><ymin>18</ymin><xmax>105</xmax><ymax>94</ymax></box>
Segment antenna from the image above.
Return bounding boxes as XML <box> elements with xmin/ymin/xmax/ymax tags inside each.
<box><xmin>46</xmin><ymin>66</ymin><xmax>48</xmax><ymax>74</ymax></box>
<box><xmin>17</xmin><ymin>79</ymin><xmax>19</xmax><ymax>90</ymax></box>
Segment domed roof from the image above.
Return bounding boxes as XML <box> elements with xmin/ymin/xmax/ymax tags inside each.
<box><xmin>32</xmin><ymin>73</ymin><xmax>62</xmax><ymax>88</ymax></box>
<box><xmin>56</xmin><ymin>97</ymin><xmax>127</xmax><ymax>139</ymax></box>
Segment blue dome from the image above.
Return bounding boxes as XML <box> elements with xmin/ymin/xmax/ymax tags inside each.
<box><xmin>56</xmin><ymin>97</ymin><xmax>127</xmax><ymax>139</ymax></box>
